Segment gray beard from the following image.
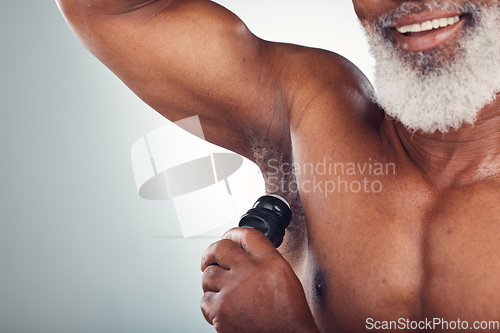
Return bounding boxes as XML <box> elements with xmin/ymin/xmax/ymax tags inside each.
<box><xmin>363</xmin><ymin>2</ymin><xmax>500</xmax><ymax>133</ymax></box>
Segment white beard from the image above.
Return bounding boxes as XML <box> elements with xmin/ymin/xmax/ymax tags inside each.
<box><xmin>363</xmin><ymin>2</ymin><xmax>500</xmax><ymax>133</ymax></box>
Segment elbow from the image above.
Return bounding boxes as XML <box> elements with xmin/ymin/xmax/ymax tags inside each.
<box><xmin>55</xmin><ymin>0</ymin><xmax>81</xmax><ymax>26</ymax></box>
<box><xmin>55</xmin><ymin>0</ymin><xmax>72</xmax><ymax>16</ymax></box>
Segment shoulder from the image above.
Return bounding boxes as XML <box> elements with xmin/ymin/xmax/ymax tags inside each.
<box><xmin>262</xmin><ymin>43</ymin><xmax>384</xmax><ymax>157</ymax></box>
<box><xmin>267</xmin><ymin>43</ymin><xmax>382</xmax><ymax>133</ymax></box>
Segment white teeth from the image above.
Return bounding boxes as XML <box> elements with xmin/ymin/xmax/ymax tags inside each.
<box><xmin>421</xmin><ymin>21</ymin><xmax>433</xmax><ymax>31</ymax></box>
<box><xmin>409</xmin><ymin>23</ymin><xmax>421</xmax><ymax>32</ymax></box>
<box><xmin>396</xmin><ymin>15</ymin><xmax>461</xmax><ymax>34</ymax></box>
<box><xmin>439</xmin><ymin>17</ymin><xmax>449</xmax><ymax>27</ymax></box>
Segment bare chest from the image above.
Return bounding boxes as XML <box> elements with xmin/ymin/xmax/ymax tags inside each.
<box><xmin>281</xmin><ymin>173</ymin><xmax>500</xmax><ymax>332</ymax></box>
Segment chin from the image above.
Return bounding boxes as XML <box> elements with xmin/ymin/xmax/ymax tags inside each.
<box><xmin>363</xmin><ymin>1</ymin><xmax>500</xmax><ymax>133</ymax></box>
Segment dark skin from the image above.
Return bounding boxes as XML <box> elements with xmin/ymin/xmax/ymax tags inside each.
<box><xmin>57</xmin><ymin>0</ymin><xmax>500</xmax><ymax>331</ymax></box>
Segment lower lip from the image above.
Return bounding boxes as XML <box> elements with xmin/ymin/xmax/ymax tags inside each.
<box><xmin>390</xmin><ymin>18</ymin><xmax>466</xmax><ymax>52</ymax></box>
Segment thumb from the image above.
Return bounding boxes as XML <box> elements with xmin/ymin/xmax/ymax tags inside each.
<box><xmin>222</xmin><ymin>227</ymin><xmax>278</xmax><ymax>257</ymax></box>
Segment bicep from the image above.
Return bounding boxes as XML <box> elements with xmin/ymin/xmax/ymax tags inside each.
<box><xmin>58</xmin><ymin>0</ymin><xmax>285</xmax><ymax>158</ymax></box>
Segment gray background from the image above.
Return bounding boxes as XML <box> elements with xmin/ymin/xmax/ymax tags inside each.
<box><xmin>0</xmin><ymin>1</ymin><xmax>372</xmax><ymax>332</ymax></box>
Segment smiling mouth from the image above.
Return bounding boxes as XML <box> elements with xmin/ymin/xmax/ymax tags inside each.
<box><xmin>396</xmin><ymin>15</ymin><xmax>461</xmax><ymax>34</ymax></box>
<box><xmin>390</xmin><ymin>13</ymin><xmax>468</xmax><ymax>52</ymax></box>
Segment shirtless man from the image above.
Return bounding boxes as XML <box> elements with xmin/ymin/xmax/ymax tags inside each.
<box><xmin>56</xmin><ymin>0</ymin><xmax>500</xmax><ymax>331</ymax></box>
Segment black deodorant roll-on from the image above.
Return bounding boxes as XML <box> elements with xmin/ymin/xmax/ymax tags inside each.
<box><xmin>238</xmin><ymin>195</ymin><xmax>292</xmax><ymax>248</ymax></box>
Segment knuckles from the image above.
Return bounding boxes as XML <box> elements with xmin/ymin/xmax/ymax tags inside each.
<box><xmin>200</xmin><ymin>233</ymin><xmax>301</xmax><ymax>332</ymax></box>
<box><xmin>211</xmin><ymin>238</ymin><xmax>240</xmax><ymax>256</ymax></box>
<box><xmin>199</xmin><ymin>228</ymin><xmax>309</xmax><ymax>332</ymax></box>
<box><xmin>201</xmin><ymin>238</ymin><xmax>241</xmax><ymax>270</ymax></box>
<box><xmin>202</xmin><ymin>264</ymin><xmax>220</xmax><ymax>278</ymax></box>
<box><xmin>215</xmin><ymin>238</ymin><xmax>240</xmax><ymax>251</ymax></box>
<box><xmin>226</xmin><ymin>226</ymin><xmax>269</xmax><ymax>242</ymax></box>
<box><xmin>200</xmin><ymin>292</ymin><xmax>216</xmax><ymax>325</ymax></box>
<box><xmin>201</xmin><ymin>264</ymin><xmax>222</xmax><ymax>292</ymax></box>
<box><xmin>202</xmin><ymin>286</ymin><xmax>250</xmax><ymax>330</ymax></box>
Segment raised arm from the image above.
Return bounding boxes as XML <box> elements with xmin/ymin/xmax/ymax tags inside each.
<box><xmin>56</xmin><ymin>0</ymin><xmax>291</xmax><ymax>159</ymax></box>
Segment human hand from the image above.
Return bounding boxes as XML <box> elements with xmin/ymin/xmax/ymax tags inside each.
<box><xmin>201</xmin><ymin>227</ymin><xmax>319</xmax><ymax>333</ymax></box>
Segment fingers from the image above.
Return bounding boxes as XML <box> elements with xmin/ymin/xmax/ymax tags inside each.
<box><xmin>201</xmin><ymin>255</ymin><xmax>231</xmax><ymax>325</ymax></box>
<box><xmin>201</xmin><ymin>238</ymin><xmax>247</xmax><ymax>271</ymax></box>
<box><xmin>201</xmin><ymin>228</ymin><xmax>279</xmax><ymax>272</ymax></box>
<box><xmin>200</xmin><ymin>291</ymin><xmax>217</xmax><ymax>325</ymax></box>
<box><xmin>222</xmin><ymin>227</ymin><xmax>278</xmax><ymax>257</ymax></box>
<box><xmin>200</xmin><ymin>228</ymin><xmax>288</xmax><ymax>331</ymax></box>
<box><xmin>202</xmin><ymin>264</ymin><xmax>227</xmax><ymax>293</ymax></box>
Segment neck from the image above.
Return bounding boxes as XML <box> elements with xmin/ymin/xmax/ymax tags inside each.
<box><xmin>396</xmin><ymin>95</ymin><xmax>500</xmax><ymax>189</ymax></box>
